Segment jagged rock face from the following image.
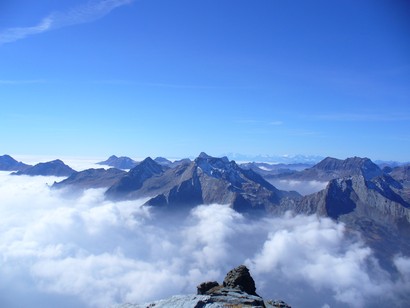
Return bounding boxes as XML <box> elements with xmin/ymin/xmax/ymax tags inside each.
<box><xmin>390</xmin><ymin>165</ymin><xmax>410</xmax><ymax>183</ymax></box>
<box><xmin>297</xmin><ymin>175</ymin><xmax>410</xmax><ymax>227</ymax></box>
<box><xmin>0</xmin><ymin>154</ymin><xmax>31</xmax><ymax>171</ymax></box>
<box><xmin>97</xmin><ymin>155</ymin><xmax>139</xmax><ymax>169</ymax></box>
<box><xmin>52</xmin><ymin>168</ymin><xmax>126</xmax><ymax>190</ymax></box>
<box><xmin>12</xmin><ymin>159</ymin><xmax>76</xmax><ymax>177</ymax></box>
<box><xmin>105</xmin><ymin>157</ymin><xmax>164</xmax><ymax>200</ymax></box>
<box><xmin>197</xmin><ymin>281</ymin><xmax>219</xmax><ymax>295</ymax></box>
<box><xmin>274</xmin><ymin>156</ymin><xmax>383</xmax><ymax>181</ymax></box>
<box><xmin>222</xmin><ymin>265</ymin><xmax>257</xmax><ymax>296</ymax></box>
<box><xmin>293</xmin><ymin>174</ymin><xmax>410</xmax><ymax>261</ymax></box>
<box><xmin>142</xmin><ymin>153</ymin><xmax>300</xmax><ymax>212</ymax></box>
<box><xmin>103</xmin><ymin>153</ymin><xmax>299</xmax><ymax>212</ymax></box>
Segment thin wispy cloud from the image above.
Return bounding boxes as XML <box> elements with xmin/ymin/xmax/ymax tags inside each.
<box><xmin>314</xmin><ymin>113</ymin><xmax>410</xmax><ymax>122</ymax></box>
<box><xmin>235</xmin><ymin>119</ymin><xmax>284</xmax><ymax>126</ymax></box>
<box><xmin>0</xmin><ymin>0</ymin><xmax>134</xmax><ymax>45</ymax></box>
<box><xmin>92</xmin><ymin>79</ymin><xmax>258</xmax><ymax>90</ymax></box>
<box><xmin>0</xmin><ymin>79</ymin><xmax>46</xmax><ymax>85</ymax></box>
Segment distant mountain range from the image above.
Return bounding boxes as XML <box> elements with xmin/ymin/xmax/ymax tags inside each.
<box><xmin>2</xmin><ymin>152</ymin><xmax>410</xmax><ymax>271</ymax></box>
<box><xmin>97</xmin><ymin>155</ymin><xmax>191</xmax><ymax>170</ymax></box>
<box><xmin>97</xmin><ymin>155</ymin><xmax>138</xmax><ymax>169</ymax></box>
<box><xmin>269</xmin><ymin>156</ymin><xmax>384</xmax><ymax>181</ymax></box>
<box><xmin>223</xmin><ymin>152</ymin><xmax>324</xmax><ymax>164</ymax></box>
<box><xmin>0</xmin><ymin>154</ymin><xmax>31</xmax><ymax>171</ymax></box>
<box><xmin>105</xmin><ymin>153</ymin><xmax>300</xmax><ymax>212</ymax></box>
<box><xmin>11</xmin><ymin>159</ymin><xmax>76</xmax><ymax>177</ymax></box>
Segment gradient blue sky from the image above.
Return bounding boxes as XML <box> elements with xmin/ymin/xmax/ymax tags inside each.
<box><xmin>1</xmin><ymin>0</ymin><xmax>409</xmax><ymax>161</ymax></box>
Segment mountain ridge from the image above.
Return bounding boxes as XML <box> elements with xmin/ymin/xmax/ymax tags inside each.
<box><xmin>12</xmin><ymin>159</ymin><xmax>76</xmax><ymax>177</ymax></box>
<box><xmin>0</xmin><ymin>154</ymin><xmax>31</xmax><ymax>171</ymax></box>
<box><xmin>103</xmin><ymin>152</ymin><xmax>300</xmax><ymax>213</ymax></box>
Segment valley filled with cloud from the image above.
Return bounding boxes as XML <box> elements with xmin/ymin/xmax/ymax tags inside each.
<box><xmin>0</xmin><ymin>171</ymin><xmax>409</xmax><ymax>308</ymax></box>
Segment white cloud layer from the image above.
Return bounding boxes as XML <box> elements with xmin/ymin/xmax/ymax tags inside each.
<box><xmin>268</xmin><ymin>179</ymin><xmax>328</xmax><ymax>195</ymax></box>
<box><xmin>0</xmin><ymin>172</ymin><xmax>409</xmax><ymax>307</ymax></box>
<box><xmin>0</xmin><ymin>0</ymin><xmax>134</xmax><ymax>44</ymax></box>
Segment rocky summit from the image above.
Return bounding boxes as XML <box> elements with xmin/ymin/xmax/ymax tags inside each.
<box><xmin>116</xmin><ymin>265</ymin><xmax>291</xmax><ymax>308</ymax></box>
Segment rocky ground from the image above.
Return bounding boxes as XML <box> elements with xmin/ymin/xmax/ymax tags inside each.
<box><xmin>115</xmin><ymin>265</ymin><xmax>291</xmax><ymax>308</ymax></box>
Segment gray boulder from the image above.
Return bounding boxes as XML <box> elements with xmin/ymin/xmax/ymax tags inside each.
<box><xmin>222</xmin><ymin>265</ymin><xmax>257</xmax><ymax>296</ymax></box>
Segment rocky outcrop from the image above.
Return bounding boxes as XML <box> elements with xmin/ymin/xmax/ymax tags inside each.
<box><xmin>223</xmin><ymin>264</ymin><xmax>257</xmax><ymax>296</ymax></box>
<box><xmin>197</xmin><ymin>281</ymin><xmax>219</xmax><ymax>295</ymax></box>
<box><xmin>116</xmin><ymin>265</ymin><xmax>291</xmax><ymax>308</ymax></box>
<box><xmin>12</xmin><ymin>159</ymin><xmax>76</xmax><ymax>177</ymax></box>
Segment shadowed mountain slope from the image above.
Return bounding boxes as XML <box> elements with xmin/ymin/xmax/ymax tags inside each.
<box><xmin>53</xmin><ymin>168</ymin><xmax>126</xmax><ymax>190</ymax></box>
<box><xmin>12</xmin><ymin>159</ymin><xmax>76</xmax><ymax>177</ymax></box>
<box><xmin>105</xmin><ymin>152</ymin><xmax>300</xmax><ymax>213</ymax></box>
<box><xmin>0</xmin><ymin>154</ymin><xmax>31</xmax><ymax>171</ymax></box>
<box><xmin>285</xmin><ymin>174</ymin><xmax>410</xmax><ymax>266</ymax></box>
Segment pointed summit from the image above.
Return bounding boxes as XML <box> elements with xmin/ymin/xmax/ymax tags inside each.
<box><xmin>198</xmin><ymin>152</ymin><xmax>212</xmax><ymax>159</ymax></box>
<box><xmin>0</xmin><ymin>154</ymin><xmax>31</xmax><ymax>171</ymax></box>
<box><xmin>105</xmin><ymin>157</ymin><xmax>164</xmax><ymax>200</ymax></box>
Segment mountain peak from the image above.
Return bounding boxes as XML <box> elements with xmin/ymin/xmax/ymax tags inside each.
<box><xmin>12</xmin><ymin>159</ymin><xmax>76</xmax><ymax>177</ymax></box>
<box><xmin>198</xmin><ymin>152</ymin><xmax>212</xmax><ymax>159</ymax></box>
<box><xmin>105</xmin><ymin>157</ymin><xmax>164</xmax><ymax>200</ymax></box>
<box><xmin>136</xmin><ymin>157</ymin><xmax>159</xmax><ymax>168</ymax></box>
<box><xmin>97</xmin><ymin>155</ymin><xmax>138</xmax><ymax>169</ymax></box>
<box><xmin>0</xmin><ymin>154</ymin><xmax>31</xmax><ymax>171</ymax></box>
<box><xmin>280</xmin><ymin>156</ymin><xmax>383</xmax><ymax>181</ymax></box>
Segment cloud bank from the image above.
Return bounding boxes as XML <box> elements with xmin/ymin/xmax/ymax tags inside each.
<box><xmin>268</xmin><ymin>179</ymin><xmax>328</xmax><ymax>195</ymax></box>
<box><xmin>0</xmin><ymin>171</ymin><xmax>409</xmax><ymax>307</ymax></box>
<box><xmin>0</xmin><ymin>0</ymin><xmax>134</xmax><ymax>44</ymax></box>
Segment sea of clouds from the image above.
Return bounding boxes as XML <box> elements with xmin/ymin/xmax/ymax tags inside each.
<box><xmin>0</xmin><ymin>171</ymin><xmax>409</xmax><ymax>308</ymax></box>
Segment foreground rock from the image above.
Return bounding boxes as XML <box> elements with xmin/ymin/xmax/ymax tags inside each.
<box><xmin>115</xmin><ymin>265</ymin><xmax>291</xmax><ymax>308</ymax></box>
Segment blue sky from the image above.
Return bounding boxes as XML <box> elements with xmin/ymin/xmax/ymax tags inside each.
<box><xmin>0</xmin><ymin>0</ymin><xmax>409</xmax><ymax>161</ymax></box>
